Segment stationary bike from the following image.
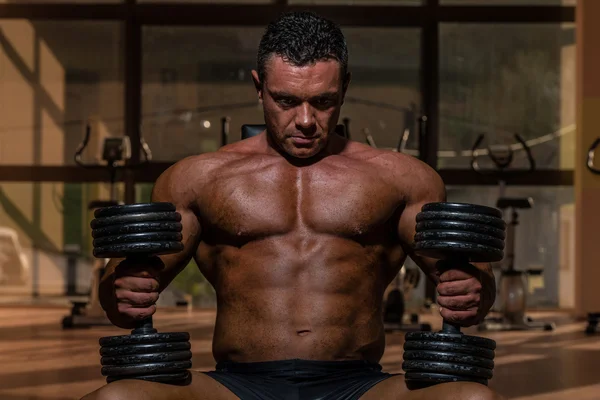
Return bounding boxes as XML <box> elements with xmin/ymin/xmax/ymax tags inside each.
<box><xmin>471</xmin><ymin>134</ymin><xmax>555</xmax><ymax>332</ymax></box>
<box><xmin>62</xmin><ymin>123</ymin><xmax>152</xmax><ymax>329</ymax></box>
<box><xmin>383</xmin><ymin>265</ymin><xmax>432</xmax><ymax>332</ymax></box>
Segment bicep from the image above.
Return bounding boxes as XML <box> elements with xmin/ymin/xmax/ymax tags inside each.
<box><xmin>150</xmin><ymin>168</ymin><xmax>202</xmax><ymax>290</ymax></box>
<box><xmin>396</xmin><ymin>169</ymin><xmax>446</xmax><ymax>283</ymax></box>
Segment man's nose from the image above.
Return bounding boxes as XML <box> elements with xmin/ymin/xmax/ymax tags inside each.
<box><xmin>295</xmin><ymin>103</ymin><xmax>316</xmax><ymax>129</ymax></box>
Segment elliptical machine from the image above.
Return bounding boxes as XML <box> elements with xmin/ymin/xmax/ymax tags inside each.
<box><xmin>62</xmin><ymin>123</ymin><xmax>152</xmax><ymax>329</ymax></box>
<box><xmin>471</xmin><ymin>133</ymin><xmax>555</xmax><ymax>332</ymax></box>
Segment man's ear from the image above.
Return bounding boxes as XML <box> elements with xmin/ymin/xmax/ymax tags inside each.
<box><xmin>251</xmin><ymin>70</ymin><xmax>263</xmax><ymax>103</ymax></box>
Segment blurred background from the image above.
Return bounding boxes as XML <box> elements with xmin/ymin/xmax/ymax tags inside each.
<box><xmin>0</xmin><ymin>0</ymin><xmax>576</xmax><ymax>313</ymax></box>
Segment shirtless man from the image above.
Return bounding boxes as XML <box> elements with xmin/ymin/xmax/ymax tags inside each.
<box><xmin>82</xmin><ymin>11</ymin><xmax>502</xmax><ymax>400</ymax></box>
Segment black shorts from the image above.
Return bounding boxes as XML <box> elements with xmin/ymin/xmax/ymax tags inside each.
<box><xmin>203</xmin><ymin>358</ymin><xmax>398</xmax><ymax>400</ymax></box>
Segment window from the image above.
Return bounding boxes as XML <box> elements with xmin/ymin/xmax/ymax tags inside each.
<box><xmin>141</xmin><ymin>26</ymin><xmax>265</xmax><ymax>161</ymax></box>
<box><xmin>0</xmin><ymin>20</ymin><xmax>124</xmax><ymax>166</ymax></box>
<box><xmin>341</xmin><ymin>28</ymin><xmax>421</xmax><ymax>153</ymax></box>
<box><xmin>141</xmin><ymin>26</ymin><xmax>422</xmax><ymax>162</ymax></box>
<box><xmin>438</xmin><ymin>23</ymin><xmax>575</xmax><ymax>170</ymax></box>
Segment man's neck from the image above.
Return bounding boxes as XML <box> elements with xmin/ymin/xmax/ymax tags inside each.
<box><xmin>264</xmin><ymin>130</ymin><xmax>347</xmax><ymax>167</ymax></box>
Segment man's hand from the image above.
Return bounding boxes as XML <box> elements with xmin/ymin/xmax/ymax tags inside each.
<box><xmin>100</xmin><ymin>257</ymin><xmax>164</xmax><ymax>329</ymax></box>
<box><xmin>436</xmin><ymin>262</ymin><xmax>496</xmax><ymax>327</ymax></box>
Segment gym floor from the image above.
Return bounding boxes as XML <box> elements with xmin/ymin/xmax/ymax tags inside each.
<box><xmin>0</xmin><ymin>306</ymin><xmax>597</xmax><ymax>400</ymax></box>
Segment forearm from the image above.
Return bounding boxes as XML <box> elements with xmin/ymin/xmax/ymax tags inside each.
<box><xmin>412</xmin><ymin>255</ymin><xmax>496</xmax><ymax>308</ymax></box>
<box><xmin>100</xmin><ymin>255</ymin><xmax>189</xmax><ymax>292</ymax></box>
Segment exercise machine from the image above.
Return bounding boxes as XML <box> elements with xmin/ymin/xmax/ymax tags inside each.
<box><xmin>383</xmin><ymin>265</ymin><xmax>432</xmax><ymax>332</ymax></box>
<box><xmin>471</xmin><ymin>134</ymin><xmax>555</xmax><ymax>332</ymax></box>
<box><xmin>0</xmin><ymin>227</ymin><xmax>29</xmax><ymax>286</ymax></box>
<box><xmin>62</xmin><ymin>123</ymin><xmax>152</xmax><ymax>329</ymax></box>
<box><xmin>584</xmin><ymin>138</ymin><xmax>600</xmax><ymax>334</ymax></box>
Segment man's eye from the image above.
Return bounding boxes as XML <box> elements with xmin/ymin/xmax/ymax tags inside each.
<box><xmin>315</xmin><ymin>98</ymin><xmax>334</xmax><ymax>107</ymax></box>
<box><xmin>278</xmin><ymin>99</ymin><xmax>295</xmax><ymax>106</ymax></box>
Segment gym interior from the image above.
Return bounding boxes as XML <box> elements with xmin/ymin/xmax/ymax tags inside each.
<box><xmin>0</xmin><ymin>0</ymin><xmax>598</xmax><ymax>399</ymax></box>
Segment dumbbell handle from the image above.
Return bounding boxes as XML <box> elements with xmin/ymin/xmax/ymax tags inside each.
<box><xmin>442</xmin><ymin>321</ymin><xmax>462</xmax><ymax>335</ymax></box>
<box><xmin>134</xmin><ymin>317</ymin><xmax>157</xmax><ymax>334</ymax></box>
<box><xmin>126</xmin><ymin>254</ymin><xmax>159</xmax><ymax>335</ymax></box>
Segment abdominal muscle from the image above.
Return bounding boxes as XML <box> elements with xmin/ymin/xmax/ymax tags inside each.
<box><xmin>198</xmin><ymin>234</ymin><xmax>400</xmax><ymax>364</ymax></box>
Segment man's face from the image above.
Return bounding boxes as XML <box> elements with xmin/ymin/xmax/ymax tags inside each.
<box><xmin>252</xmin><ymin>56</ymin><xmax>349</xmax><ymax>159</ymax></box>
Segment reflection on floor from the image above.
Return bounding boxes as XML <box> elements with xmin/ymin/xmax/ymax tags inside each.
<box><xmin>0</xmin><ymin>306</ymin><xmax>597</xmax><ymax>400</ymax></box>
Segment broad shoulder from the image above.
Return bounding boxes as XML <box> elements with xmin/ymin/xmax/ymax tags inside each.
<box><xmin>344</xmin><ymin>143</ymin><xmax>446</xmax><ymax>204</ymax></box>
<box><xmin>150</xmin><ymin>151</ymin><xmax>250</xmax><ymax>206</ymax></box>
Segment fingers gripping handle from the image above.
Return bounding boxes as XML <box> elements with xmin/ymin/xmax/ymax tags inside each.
<box><xmin>125</xmin><ymin>254</ymin><xmax>159</xmax><ymax>335</ymax></box>
<box><xmin>436</xmin><ymin>257</ymin><xmax>470</xmax><ymax>335</ymax></box>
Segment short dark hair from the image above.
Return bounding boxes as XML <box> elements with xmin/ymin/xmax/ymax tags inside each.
<box><xmin>256</xmin><ymin>11</ymin><xmax>348</xmax><ymax>85</ymax></box>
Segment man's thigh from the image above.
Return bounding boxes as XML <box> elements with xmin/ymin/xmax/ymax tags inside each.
<box><xmin>80</xmin><ymin>371</ymin><xmax>239</xmax><ymax>400</ymax></box>
<box><xmin>359</xmin><ymin>375</ymin><xmax>505</xmax><ymax>400</ymax></box>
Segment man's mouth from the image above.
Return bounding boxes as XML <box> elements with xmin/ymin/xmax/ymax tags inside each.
<box><xmin>291</xmin><ymin>135</ymin><xmax>317</xmax><ymax>145</ymax></box>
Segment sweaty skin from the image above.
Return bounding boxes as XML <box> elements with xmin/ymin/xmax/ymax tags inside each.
<box><xmin>87</xmin><ymin>57</ymin><xmax>500</xmax><ymax>400</ymax></box>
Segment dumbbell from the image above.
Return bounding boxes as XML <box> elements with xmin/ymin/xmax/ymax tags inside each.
<box><xmin>402</xmin><ymin>202</ymin><xmax>506</xmax><ymax>389</ymax></box>
<box><xmin>91</xmin><ymin>202</ymin><xmax>192</xmax><ymax>384</ymax></box>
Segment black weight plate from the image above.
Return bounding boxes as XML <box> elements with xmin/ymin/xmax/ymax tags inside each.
<box><xmin>402</xmin><ymin>360</ymin><xmax>493</xmax><ymax>379</ymax></box>
<box><xmin>405</xmin><ymin>331</ymin><xmax>496</xmax><ymax>350</ymax></box>
<box><xmin>403</xmin><ymin>350</ymin><xmax>494</xmax><ymax>369</ymax></box>
<box><xmin>100</xmin><ymin>332</ymin><xmax>190</xmax><ymax>347</ymax></box>
<box><xmin>92</xmin><ymin>221</ymin><xmax>182</xmax><ymax>239</ymax></box>
<box><xmin>93</xmin><ymin>232</ymin><xmax>183</xmax><ymax>247</ymax></box>
<box><xmin>101</xmin><ymin>350</ymin><xmax>192</xmax><ymax>366</ymax></box>
<box><xmin>421</xmin><ymin>203</ymin><xmax>502</xmax><ymax>219</ymax></box>
<box><xmin>100</xmin><ymin>342</ymin><xmax>191</xmax><ymax>357</ymax></box>
<box><xmin>95</xmin><ymin>202</ymin><xmax>175</xmax><ymax>218</ymax></box>
<box><xmin>416</xmin><ymin>220</ymin><xmax>506</xmax><ymax>240</ymax></box>
<box><xmin>101</xmin><ymin>360</ymin><xmax>192</xmax><ymax>377</ymax></box>
<box><xmin>414</xmin><ymin>231</ymin><xmax>504</xmax><ymax>250</ymax></box>
<box><xmin>416</xmin><ymin>211</ymin><xmax>506</xmax><ymax>230</ymax></box>
<box><xmin>403</xmin><ymin>340</ymin><xmax>495</xmax><ymax>359</ymax></box>
<box><xmin>414</xmin><ymin>241</ymin><xmax>504</xmax><ymax>262</ymax></box>
<box><xmin>404</xmin><ymin>372</ymin><xmax>488</xmax><ymax>386</ymax></box>
<box><xmin>94</xmin><ymin>241</ymin><xmax>184</xmax><ymax>258</ymax></box>
<box><xmin>91</xmin><ymin>212</ymin><xmax>181</xmax><ymax>229</ymax></box>
<box><xmin>106</xmin><ymin>371</ymin><xmax>189</xmax><ymax>384</ymax></box>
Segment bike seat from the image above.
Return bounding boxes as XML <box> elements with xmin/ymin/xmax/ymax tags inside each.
<box><xmin>496</xmin><ymin>197</ymin><xmax>533</xmax><ymax>210</ymax></box>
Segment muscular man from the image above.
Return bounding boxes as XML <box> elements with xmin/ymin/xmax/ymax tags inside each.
<box><xmin>83</xmin><ymin>11</ymin><xmax>502</xmax><ymax>400</ymax></box>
